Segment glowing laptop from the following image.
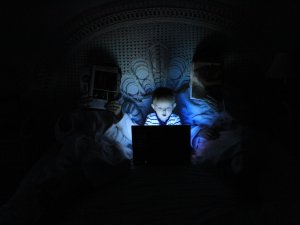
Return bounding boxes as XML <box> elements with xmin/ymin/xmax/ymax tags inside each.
<box><xmin>131</xmin><ymin>125</ymin><xmax>191</xmax><ymax>165</ymax></box>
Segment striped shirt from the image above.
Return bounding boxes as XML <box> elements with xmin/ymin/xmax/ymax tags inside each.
<box><xmin>144</xmin><ymin>113</ymin><xmax>182</xmax><ymax>126</ymax></box>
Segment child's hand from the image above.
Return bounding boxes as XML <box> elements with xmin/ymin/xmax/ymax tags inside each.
<box><xmin>105</xmin><ymin>100</ymin><xmax>123</xmax><ymax>123</ymax></box>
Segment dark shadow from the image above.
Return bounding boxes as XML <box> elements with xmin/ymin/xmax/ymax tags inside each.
<box><xmin>85</xmin><ymin>47</ymin><xmax>117</xmax><ymax>67</ymax></box>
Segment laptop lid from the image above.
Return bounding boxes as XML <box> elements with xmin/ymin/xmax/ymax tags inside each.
<box><xmin>131</xmin><ymin>125</ymin><xmax>191</xmax><ymax>165</ymax></box>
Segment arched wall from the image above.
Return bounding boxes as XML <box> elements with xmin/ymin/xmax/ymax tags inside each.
<box><xmin>30</xmin><ymin>0</ymin><xmax>272</xmax><ymax>114</ymax></box>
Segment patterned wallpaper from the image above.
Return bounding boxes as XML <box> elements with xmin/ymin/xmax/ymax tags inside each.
<box><xmin>65</xmin><ymin>22</ymin><xmax>220</xmax><ymax>122</ymax></box>
<box><xmin>31</xmin><ymin>1</ymin><xmax>271</xmax><ymax>115</ymax></box>
<box><xmin>56</xmin><ymin>4</ymin><xmax>236</xmax><ymax>109</ymax></box>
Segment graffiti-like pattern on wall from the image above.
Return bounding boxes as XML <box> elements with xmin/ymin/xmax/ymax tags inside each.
<box><xmin>120</xmin><ymin>42</ymin><xmax>190</xmax><ymax>123</ymax></box>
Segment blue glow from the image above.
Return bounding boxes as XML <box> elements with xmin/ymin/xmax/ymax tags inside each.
<box><xmin>121</xmin><ymin>85</ymin><xmax>221</xmax><ymax>153</ymax></box>
<box><xmin>176</xmin><ymin>87</ymin><xmax>219</xmax><ymax>152</ymax></box>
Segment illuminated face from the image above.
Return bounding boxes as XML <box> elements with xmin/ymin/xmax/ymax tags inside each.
<box><xmin>152</xmin><ymin>99</ymin><xmax>176</xmax><ymax>122</ymax></box>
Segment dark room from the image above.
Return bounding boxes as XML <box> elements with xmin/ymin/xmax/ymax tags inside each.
<box><xmin>1</xmin><ymin>0</ymin><xmax>300</xmax><ymax>224</ymax></box>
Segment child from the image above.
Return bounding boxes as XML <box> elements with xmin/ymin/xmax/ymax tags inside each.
<box><xmin>104</xmin><ymin>87</ymin><xmax>181</xmax><ymax>159</ymax></box>
<box><xmin>144</xmin><ymin>87</ymin><xmax>181</xmax><ymax>125</ymax></box>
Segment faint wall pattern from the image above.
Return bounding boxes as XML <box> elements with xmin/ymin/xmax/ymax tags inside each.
<box><xmin>120</xmin><ymin>42</ymin><xmax>190</xmax><ymax>123</ymax></box>
<box><xmin>63</xmin><ymin>1</ymin><xmax>240</xmax><ymax>48</ymax></box>
<box><xmin>54</xmin><ymin>1</ymin><xmax>270</xmax><ymax>119</ymax></box>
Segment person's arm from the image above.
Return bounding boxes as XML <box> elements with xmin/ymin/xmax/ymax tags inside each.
<box><xmin>105</xmin><ymin>100</ymin><xmax>124</xmax><ymax>124</ymax></box>
<box><xmin>104</xmin><ymin>101</ymin><xmax>137</xmax><ymax>159</ymax></box>
<box><xmin>105</xmin><ymin>100</ymin><xmax>136</xmax><ymax>142</ymax></box>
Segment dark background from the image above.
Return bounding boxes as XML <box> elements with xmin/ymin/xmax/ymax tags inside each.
<box><xmin>1</xmin><ymin>0</ymin><xmax>300</xmax><ymax>223</ymax></box>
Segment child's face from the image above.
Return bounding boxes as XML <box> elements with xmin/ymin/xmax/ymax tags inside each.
<box><xmin>151</xmin><ymin>99</ymin><xmax>176</xmax><ymax>122</ymax></box>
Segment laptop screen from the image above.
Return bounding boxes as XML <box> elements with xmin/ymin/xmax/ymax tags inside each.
<box><xmin>131</xmin><ymin>125</ymin><xmax>191</xmax><ymax>165</ymax></box>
